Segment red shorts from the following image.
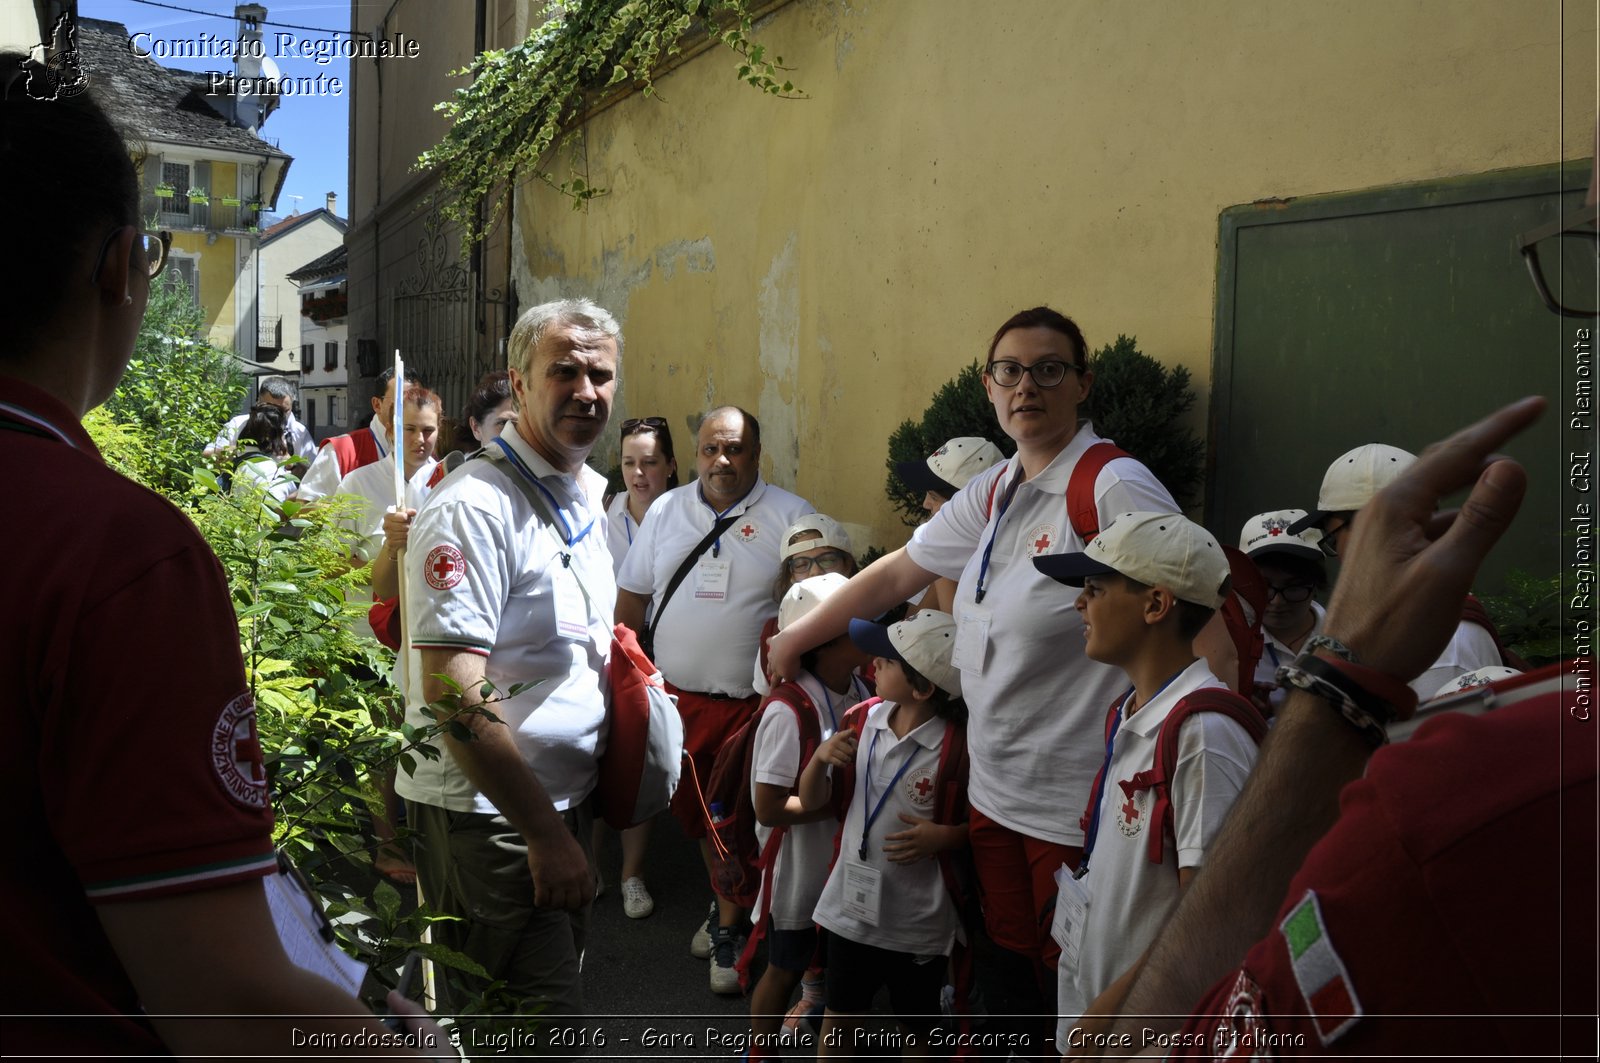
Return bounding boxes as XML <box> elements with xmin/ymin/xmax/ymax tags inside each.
<box><xmin>666</xmin><ymin>683</ymin><xmax>760</xmax><ymax>838</ymax></box>
<box><xmin>968</xmin><ymin>806</ymin><xmax>1081</xmax><ymax>971</ymax></box>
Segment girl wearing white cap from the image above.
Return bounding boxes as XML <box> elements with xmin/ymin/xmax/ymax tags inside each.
<box><xmin>896</xmin><ymin>437</ymin><xmax>1005</xmax><ymax>616</ymax></box>
<box><xmin>1237</xmin><ymin>509</ymin><xmax>1330</xmax><ymax>714</ymax></box>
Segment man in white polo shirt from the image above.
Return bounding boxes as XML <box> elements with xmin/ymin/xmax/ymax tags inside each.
<box><xmin>204</xmin><ymin>377</ymin><xmax>317</xmax><ymax>463</ymax></box>
<box><xmin>396</xmin><ymin>299</ymin><xmax>618</xmax><ymax>1032</ymax></box>
<box><xmin>615</xmin><ymin>405</ymin><xmax>813</xmax><ymax>993</ymax></box>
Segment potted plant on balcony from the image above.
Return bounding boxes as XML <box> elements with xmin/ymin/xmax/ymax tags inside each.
<box><xmin>187</xmin><ymin>187</ymin><xmax>209</xmax><ymax>205</ymax></box>
<box><xmin>221</xmin><ymin>194</ymin><xmax>241</xmax><ymax>207</ymax></box>
<box><xmin>154</xmin><ymin>183</ymin><xmax>175</xmax><ymax>199</ymax></box>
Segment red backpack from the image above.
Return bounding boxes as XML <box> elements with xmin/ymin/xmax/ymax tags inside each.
<box><xmin>1081</xmin><ymin>687</ymin><xmax>1268</xmax><ymax>867</ymax></box>
<box><xmin>320</xmin><ymin>425</ymin><xmax>382</xmax><ymax>480</ymax></box>
<box><xmin>984</xmin><ymin>441</ymin><xmax>1133</xmax><ymax>541</ymax></box>
<box><xmin>1460</xmin><ymin>594</ymin><xmax>1530</xmax><ymax>671</ymax></box>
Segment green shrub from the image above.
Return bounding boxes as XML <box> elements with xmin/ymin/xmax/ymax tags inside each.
<box><xmin>1478</xmin><ymin>569</ymin><xmax>1563</xmax><ymax>666</ymax></box>
<box><xmin>1084</xmin><ymin>335</ymin><xmax>1204</xmax><ymax>507</ymax></box>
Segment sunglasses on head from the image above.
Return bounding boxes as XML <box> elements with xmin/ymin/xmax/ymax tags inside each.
<box><xmin>621</xmin><ymin>416</ymin><xmax>668</xmax><ymax>436</ymax></box>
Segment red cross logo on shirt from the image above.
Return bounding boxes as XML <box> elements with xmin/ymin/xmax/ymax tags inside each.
<box><xmin>424</xmin><ymin>544</ymin><xmax>467</xmax><ymax>590</ymax></box>
<box><xmin>915</xmin><ymin>776</ymin><xmax>934</xmax><ymax>798</ymax></box>
<box><xmin>235</xmin><ymin>737</ymin><xmax>263</xmax><ymax>782</ymax></box>
<box><xmin>733</xmin><ymin>521</ymin><xmax>760</xmax><ymax>543</ymax></box>
<box><xmin>1026</xmin><ymin>523</ymin><xmax>1059</xmax><ymax>557</ymax></box>
<box><xmin>1034</xmin><ymin>531</ymin><xmax>1052</xmax><ymax>552</ymax></box>
<box><xmin>1121</xmin><ymin>795</ymin><xmax>1141</xmax><ymax>822</ymax></box>
<box><xmin>741</xmin><ymin>524</ymin><xmax>755</xmax><ymax>538</ymax></box>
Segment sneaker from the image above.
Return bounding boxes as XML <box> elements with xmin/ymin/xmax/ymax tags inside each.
<box><xmin>780</xmin><ymin>997</ymin><xmax>822</xmax><ymax>1045</ymax></box>
<box><xmin>709</xmin><ymin>925</ymin><xmax>740</xmax><ymax>994</ymax></box>
<box><xmin>620</xmin><ymin>876</ymin><xmax>654</xmax><ymax>919</ymax></box>
<box><xmin>689</xmin><ymin>901</ymin><xmax>716</xmax><ymax>959</ymax></box>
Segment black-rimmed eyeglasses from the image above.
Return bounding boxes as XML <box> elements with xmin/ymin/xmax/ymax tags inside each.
<box><xmin>785</xmin><ymin>550</ymin><xmax>851</xmax><ymax>576</ymax></box>
<box><xmin>91</xmin><ymin>226</ymin><xmax>171</xmax><ymax>282</ymax></box>
<box><xmin>1265</xmin><ymin>582</ymin><xmax>1315</xmax><ymax>603</ymax></box>
<box><xmin>1515</xmin><ymin>204</ymin><xmax>1597</xmax><ymax>318</ymax></box>
<box><xmin>986</xmin><ymin>359</ymin><xmax>1084</xmax><ymax>389</ymax></box>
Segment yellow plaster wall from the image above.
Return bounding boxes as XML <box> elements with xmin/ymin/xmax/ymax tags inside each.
<box><xmin>170</xmin><ymin>230</ymin><xmax>239</xmax><ymax>351</ymax></box>
<box><xmin>512</xmin><ymin>0</ymin><xmax>1597</xmax><ymax>552</ymax></box>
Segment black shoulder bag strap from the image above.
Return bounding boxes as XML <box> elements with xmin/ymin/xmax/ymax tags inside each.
<box><xmin>643</xmin><ymin>514</ymin><xmax>739</xmax><ymax>655</ymax></box>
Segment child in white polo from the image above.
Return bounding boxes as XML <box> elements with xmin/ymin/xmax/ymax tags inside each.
<box><xmin>1033</xmin><ymin>513</ymin><xmax>1261</xmax><ymax>1052</ymax></box>
<box><xmin>799</xmin><ymin>610</ymin><xmax>969</xmax><ymax>1055</ymax></box>
<box><xmin>746</xmin><ymin>573</ymin><xmax>872</xmax><ymax>1051</ymax></box>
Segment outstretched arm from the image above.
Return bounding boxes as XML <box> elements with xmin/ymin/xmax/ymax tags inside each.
<box><xmin>1111</xmin><ymin>396</ymin><xmax>1544</xmax><ymax>1040</ymax></box>
<box><xmin>766</xmin><ymin>547</ymin><xmax>935</xmax><ymax>683</ymax></box>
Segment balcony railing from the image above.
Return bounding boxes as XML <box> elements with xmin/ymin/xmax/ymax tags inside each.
<box><xmin>145</xmin><ymin>194</ymin><xmax>264</xmax><ymax>234</ymax></box>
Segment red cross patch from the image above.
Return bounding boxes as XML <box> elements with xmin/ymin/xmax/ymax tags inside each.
<box><xmin>424</xmin><ymin>544</ymin><xmax>467</xmax><ymax>590</ymax></box>
<box><xmin>210</xmin><ymin>692</ymin><xmax>268</xmax><ymax>810</ymax></box>
<box><xmin>1116</xmin><ymin>785</ymin><xmax>1145</xmax><ymax>838</ymax></box>
<box><xmin>1026</xmin><ymin>523</ymin><xmax>1058</xmax><ymax>556</ymax></box>
<box><xmin>1215</xmin><ymin>969</ymin><xmax>1271</xmax><ymax>1059</ymax></box>
<box><xmin>903</xmin><ymin>765</ymin><xmax>938</xmax><ymax>809</ymax></box>
<box><xmin>733</xmin><ymin>521</ymin><xmax>760</xmax><ymax>544</ymax></box>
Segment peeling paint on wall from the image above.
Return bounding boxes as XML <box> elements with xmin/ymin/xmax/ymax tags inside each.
<box><xmin>655</xmin><ymin>238</ymin><xmax>716</xmax><ymax>280</ymax></box>
<box><xmin>758</xmin><ymin>232</ymin><xmax>801</xmax><ymax>490</ymax></box>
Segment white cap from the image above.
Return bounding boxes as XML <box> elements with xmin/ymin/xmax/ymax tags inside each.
<box><xmin>1430</xmin><ymin>665</ymin><xmax>1523</xmax><ymax>700</ymax></box>
<box><xmin>1239</xmin><ymin>509</ymin><xmax>1325</xmax><ymax>561</ymax></box>
<box><xmin>1035</xmin><ymin>511</ymin><xmax>1231</xmax><ymax>609</ymax></box>
<box><xmin>895</xmin><ymin>437</ymin><xmax>1006</xmax><ymax>498</ymax></box>
<box><xmin>780</xmin><ymin>513</ymin><xmax>854</xmax><ymax>562</ymax></box>
<box><xmin>777</xmin><ymin>572</ymin><xmax>850</xmax><ymax>631</ymax></box>
<box><xmin>1290</xmin><ymin>444</ymin><xmax>1417</xmax><ymax>534</ymax></box>
<box><xmin>848</xmin><ymin>610</ymin><xmax>962</xmax><ymax>697</ymax></box>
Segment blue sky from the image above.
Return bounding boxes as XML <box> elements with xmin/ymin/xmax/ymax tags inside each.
<box><xmin>83</xmin><ymin>0</ymin><xmax>352</xmax><ymax>220</ymax></box>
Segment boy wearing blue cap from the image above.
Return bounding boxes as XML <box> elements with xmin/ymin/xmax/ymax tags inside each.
<box><xmin>1034</xmin><ymin>513</ymin><xmax>1262</xmax><ymax>1053</ymax></box>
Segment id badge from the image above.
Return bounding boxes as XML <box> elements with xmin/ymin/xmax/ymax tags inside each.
<box><xmin>839</xmin><ymin>858</ymin><xmax>883</xmax><ymax>926</ymax></box>
<box><xmin>952</xmin><ymin>604</ymin><xmax>992</xmax><ymax>674</ymax></box>
<box><xmin>694</xmin><ymin>557</ymin><xmax>731</xmax><ymax>601</ymax></box>
<box><xmin>553</xmin><ymin>568</ymin><xmax>590</xmax><ymax>641</ymax></box>
<box><xmin>1051</xmin><ymin>862</ymin><xmax>1091</xmax><ymax>969</ymax></box>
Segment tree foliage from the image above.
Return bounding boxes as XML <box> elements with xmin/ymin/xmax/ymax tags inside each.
<box><xmin>419</xmin><ymin>0</ymin><xmax>803</xmax><ymax>248</ymax></box>
<box><xmin>98</xmin><ymin>284</ymin><xmax>245</xmax><ymax>494</ymax></box>
<box><xmin>883</xmin><ymin>337</ymin><xmax>1205</xmax><ymax>527</ymax></box>
<box><xmin>1083</xmin><ymin>335</ymin><xmax>1204</xmax><ymax>507</ymax></box>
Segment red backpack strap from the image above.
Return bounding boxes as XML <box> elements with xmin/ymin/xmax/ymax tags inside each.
<box><xmin>1460</xmin><ymin>594</ymin><xmax>1530</xmax><ymax>671</ymax></box>
<box><xmin>1078</xmin><ymin>695</ymin><xmax>1124</xmax><ymax>837</ymax></box>
<box><xmin>1219</xmin><ymin>546</ymin><xmax>1268</xmax><ymax>693</ymax></box>
<box><xmin>1123</xmin><ymin>688</ymin><xmax>1268</xmax><ymax>865</ymax></box>
<box><xmin>982</xmin><ymin>460</ymin><xmax>1009</xmax><ymax>520</ymax></box>
<box><xmin>1065</xmin><ymin>442</ymin><xmax>1133</xmax><ymax>542</ymax></box>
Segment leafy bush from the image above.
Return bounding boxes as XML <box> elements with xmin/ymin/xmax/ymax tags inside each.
<box><xmin>1083</xmin><ymin>335</ymin><xmax>1204</xmax><ymax>507</ymax></box>
<box><xmin>1478</xmin><ymin>569</ymin><xmax>1563</xmax><ymax>666</ymax></box>
<box><xmin>882</xmin><ymin>336</ymin><xmax>1204</xmax><ymax>526</ymax></box>
<box><xmin>99</xmin><ymin>284</ymin><xmax>246</xmax><ymax>494</ymax></box>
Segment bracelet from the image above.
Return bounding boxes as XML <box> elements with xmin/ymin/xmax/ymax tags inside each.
<box><xmin>1313</xmin><ymin>655</ymin><xmax>1419</xmax><ymax>720</ymax></box>
<box><xmin>1304</xmin><ymin>634</ymin><xmax>1358</xmax><ymax>662</ymax></box>
<box><xmin>1276</xmin><ymin>659</ymin><xmax>1389</xmax><ymax>748</ymax></box>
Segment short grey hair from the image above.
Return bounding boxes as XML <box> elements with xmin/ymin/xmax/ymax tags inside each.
<box><xmin>508</xmin><ymin>298</ymin><xmax>623</xmax><ymax>377</ymax></box>
<box><xmin>258</xmin><ymin>377</ymin><xmax>296</xmax><ymax>402</ymax></box>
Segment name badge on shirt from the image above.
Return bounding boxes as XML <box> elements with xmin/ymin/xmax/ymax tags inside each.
<box><xmin>952</xmin><ymin>604</ymin><xmax>992</xmax><ymax>674</ymax></box>
<box><xmin>694</xmin><ymin>557</ymin><xmax>731</xmax><ymax>601</ymax></box>
<box><xmin>553</xmin><ymin>568</ymin><xmax>590</xmax><ymax>641</ymax></box>
<box><xmin>1051</xmin><ymin>862</ymin><xmax>1091</xmax><ymax>968</ymax></box>
<box><xmin>839</xmin><ymin>857</ymin><xmax>883</xmax><ymax>926</ymax></box>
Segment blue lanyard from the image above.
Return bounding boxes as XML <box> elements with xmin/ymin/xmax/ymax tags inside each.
<box><xmin>1265</xmin><ymin>641</ymin><xmax>1281</xmax><ymax>671</ymax></box>
<box><xmin>1078</xmin><ymin>667</ymin><xmax>1188</xmax><ymax>874</ymax></box>
<box><xmin>625</xmin><ymin>510</ymin><xmax>634</xmax><ymax>545</ymax></box>
<box><xmin>493</xmin><ymin>438</ymin><xmax>595</xmax><ymax>548</ymax></box>
<box><xmin>818</xmin><ymin>675</ymin><xmax>866</xmax><ymax>733</ymax></box>
<box><xmin>974</xmin><ymin>464</ymin><xmax>1025</xmax><ymax>604</ymax></box>
<box><xmin>371</xmin><ymin>423</ymin><xmax>387</xmax><ymax>458</ymax></box>
<box><xmin>857</xmin><ymin>727</ymin><xmax>927</xmax><ymax>861</ymax></box>
<box><xmin>699</xmin><ymin>483</ymin><xmax>756</xmax><ymax>557</ymax></box>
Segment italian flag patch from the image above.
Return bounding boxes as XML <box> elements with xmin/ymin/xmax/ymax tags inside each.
<box><xmin>1280</xmin><ymin>890</ymin><xmax>1363</xmax><ymax>1045</ymax></box>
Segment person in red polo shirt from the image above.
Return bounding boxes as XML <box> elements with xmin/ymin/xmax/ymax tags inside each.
<box><xmin>0</xmin><ymin>51</ymin><xmax>441</xmax><ymax>1057</ymax></box>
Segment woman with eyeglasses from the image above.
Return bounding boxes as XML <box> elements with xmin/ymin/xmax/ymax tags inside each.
<box><xmin>1238</xmin><ymin>510</ymin><xmax>1330</xmax><ymax>715</ymax></box>
<box><xmin>766</xmin><ymin>306</ymin><xmax>1177</xmax><ymax>1049</ymax></box>
<box><xmin>593</xmin><ymin>414</ymin><xmax>679</xmax><ymax>920</ymax></box>
<box><xmin>753</xmin><ymin>514</ymin><xmax>863</xmax><ymax>696</ymax></box>
<box><xmin>0</xmin><ymin>50</ymin><xmax>443</xmax><ymax>1054</ymax></box>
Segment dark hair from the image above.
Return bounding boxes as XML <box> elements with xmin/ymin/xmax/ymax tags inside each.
<box><xmin>702</xmin><ymin>405</ymin><xmax>761</xmax><ymax>448</ymax></box>
<box><xmin>1</xmin><ymin>52</ymin><xmax>139</xmax><ymax>355</ymax></box>
<box><xmin>240</xmin><ymin>403</ymin><xmax>288</xmax><ymax>457</ymax></box>
<box><xmin>1251</xmin><ymin>551</ymin><xmax>1329</xmax><ymax>592</ymax></box>
<box><xmin>986</xmin><ymin>306</ymin><xmax>1089</xmax><ymax>370</ymax></box>
<box><xmin>897</xmin><ymin>658</ymin><xmax>967</xmax><ymax>724</ymax></box>
<box><xmin>1121</xmin><ymin>574</ymin><xmax>1222</xmax><ymax>642</ymax></box>
<box><xmin>621</xmin><ymin>416</ymin><xmax>680</xmax><ymax>489</ymax></box>
<box><xmin>458</xmin><ymin>369</ymin><xmax>514</xmax><ymax>451</ymax></box>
